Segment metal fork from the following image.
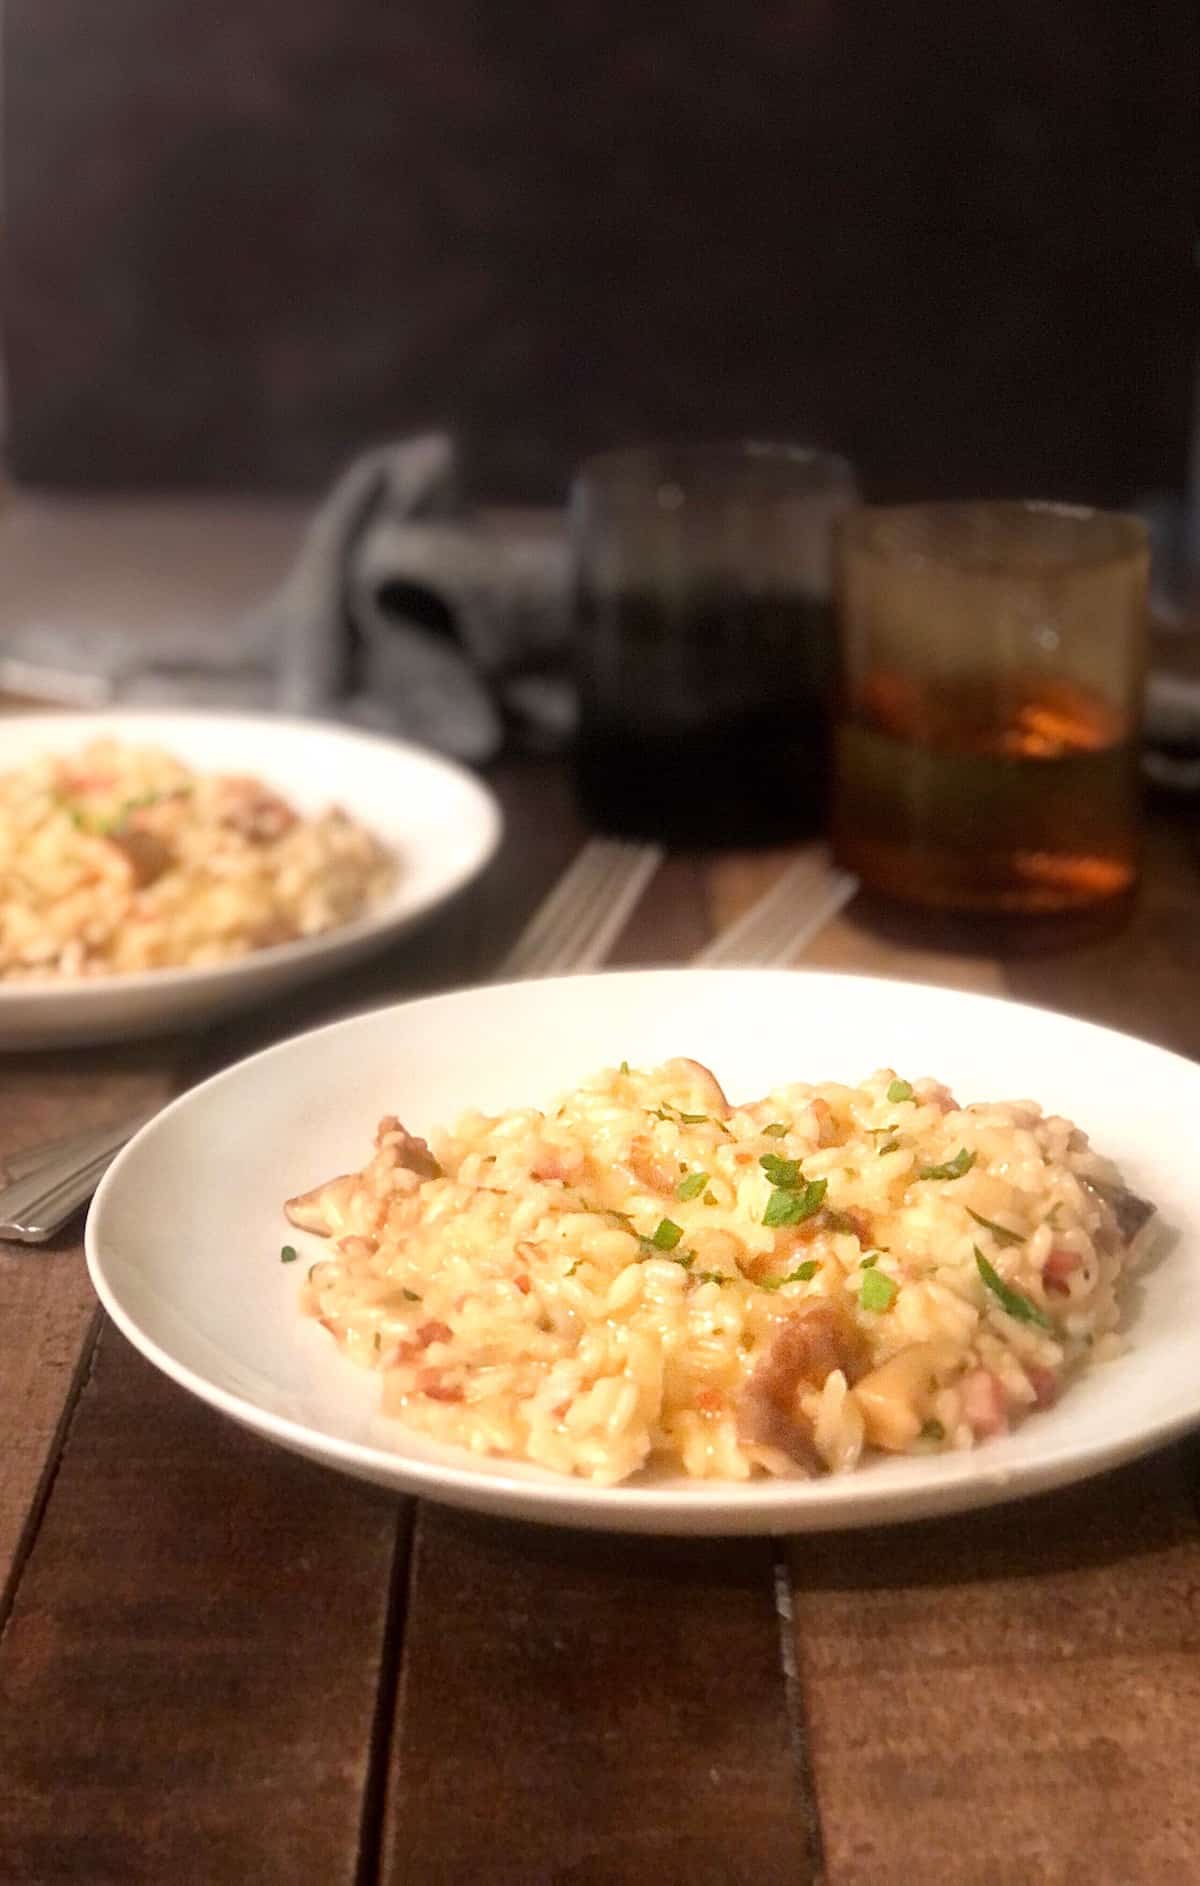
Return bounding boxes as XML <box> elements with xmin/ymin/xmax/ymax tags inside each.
<box><xmin>693</xmin><ymin>848</ymin><xmax>859</xmax><ymax>967</ymax></box>
<box><xmin>497</xmin><ymin>838</ymin><xmax>664</xmax><ymax>979</ymax></box>
<box><xmin>0</xmin><ymin>836</ymin><xmax>664</xmax><ymax>1243</ymax></box>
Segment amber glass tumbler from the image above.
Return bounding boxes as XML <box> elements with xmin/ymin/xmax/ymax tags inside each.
<box><xmin>833</xmin><ymin>502</ymin><xmax>1149</xmax><ymax>916</ymax></box>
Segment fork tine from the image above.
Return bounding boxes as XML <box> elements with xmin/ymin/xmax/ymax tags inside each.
<box><xmin>692</xmin><ymin>853</ymin><xmax>825</xmax><ymax>965</ymax></box>
<box><xmin>497</xmin><ymin>840</ymin><xmax>662</xmax><ymax>979</ymax></box>
<box><xmin>534</xmin><ymin>843</ymin><xmax>663</xmax><ymax>975</ymax></box>
<box><xmin>694</xmin><ymin>851</ymin><xmax>858</xmax><ymax>966</ymax></box>
<box><xmin>744</xmin><ymin>868</ymin><xmax>858</xmax><ymax>966</ymax></box>
<box><xmin>503</xmin><ymin>848</ymin><xmax>621</xmax><ymax>978</ymax></box>
<box><xmin>497</xmin><ymin>838</ymin><xmax>619</xmax><ymax>974</ymax></box>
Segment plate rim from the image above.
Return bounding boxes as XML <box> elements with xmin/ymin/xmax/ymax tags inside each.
<box><xmin>85</xmin><ymin>965</ymin><xmax>1200</xmax><ymax>1534</ymax></box>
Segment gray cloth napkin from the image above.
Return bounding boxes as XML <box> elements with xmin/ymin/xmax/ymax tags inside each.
<box><xmin>256</xmin><ymin>432</ymin><xmax>572</xmax><ymax>763</ymax></box>
<box><xmin>0</xmin><ymin>434</ymin><xmax>573</xmax><ymax>767</ymax></box>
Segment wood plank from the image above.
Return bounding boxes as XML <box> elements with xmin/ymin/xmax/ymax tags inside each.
<box><xmin>705</xmin><ymin>851</ymin><xmax>1007</xmax><ymax>991</ymax></box>
<box><xmin>0</xmin><ymin>1324</ymin><xmax>402</xmax><ymax>1885</ymax></box>
<box><xmin>787</xmin><ymin>1451</ymin><xmax>1200</xmax><ymax>1883</ymax></box>
<box><xmin>0</xmin><ymin>1054</ymin><xmax>173</xmax><ymax>1598</ymax></box>
<box><xmin>0</xmin><ymin>1237</ymin><xmax>98</xmax><ymax>1605</ymax></box>
<box><xmin>802</xmin><ymin>903</ymin><xmax>1006</xmax><ymax>995</ymax></box>
<box><xmin>382</xmin><ymin>1509</ymin><xmax>816</xmax><ymax>1886</ymax></box>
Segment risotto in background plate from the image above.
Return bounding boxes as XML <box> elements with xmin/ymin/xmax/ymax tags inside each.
<box><xmin>287</xmin><ymin>1056</ymin><xmax>1154</xmax><ymax>1484</ymax></box>
<box><xmin>85</xmin><ymin>970</ymin><xmax>1198</xmax><ymax>1534</ymax></box>
<box><xmin>0</xmin><ymin>711</ymin><xmax>501</xmax><ymax>1047</ymax></box>
<box><xmin>0</xmin><ymin>737</ymin><xmax>395</xmax><ymax>979</ymax></box>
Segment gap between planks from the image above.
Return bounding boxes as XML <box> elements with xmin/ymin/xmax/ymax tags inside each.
<box><xmin>354</xmin><ymin>1503</ymin><xmax>417</xmax><ymax>1886</ymax></box>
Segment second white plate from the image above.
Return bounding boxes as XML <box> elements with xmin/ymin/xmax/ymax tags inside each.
<box><xmin>0</xmin><ymin>710</ymin><xmax>502</xmax><ymax>1047</ymax></box>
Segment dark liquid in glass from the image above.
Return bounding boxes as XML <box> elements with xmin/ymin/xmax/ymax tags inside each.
<box><xmin>573</xmin><ymin>588</ymin><xmax>835</xmax><ymax>847</ymax></box>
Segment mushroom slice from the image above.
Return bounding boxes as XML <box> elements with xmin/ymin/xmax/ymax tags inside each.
<box><xmin>106</xmin><ymin>826</ymin><xmax>174</xmax><ymax>889</ymax></box>
<box><xmin>375</xmin><ymin>1116</ymin><xmax>442</xmax><ymax>1179</ymax></box>
<box><xmin>736</xmin><ymin>1298</ymin><xmax>868</xmax><ymax>1469</ymax></box>
<box><xmin>284</xmin><ymin>1172</ymin><xmax>360</xmax><ymax>1235</ymax></box>
<box><xmin>851</xmin><ymin>1343</ymin><xmax>941</xmax><ymax>1452</ymax></box>
<box><xmin>1081</xmin><ymin>1177</ymin><xmax>1155</xmax><ymax>1248</ymax></box>
<box><xmin>661</xmin><ymin>1057</ymin><xmax>731</xmax><ymax>1117</ymax></box>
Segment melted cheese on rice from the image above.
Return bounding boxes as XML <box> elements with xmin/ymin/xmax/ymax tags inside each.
<box><xmin>288</xmin><ymin>1057</ymin><xmax>1153</xmax><ymax>1483</ymax></box>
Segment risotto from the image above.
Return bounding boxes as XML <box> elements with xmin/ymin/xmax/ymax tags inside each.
<box><xmin>0</xmin><ymin>739</ymin><xmax>395</xmax><ymax>979</ymax></box>
<box><xmin>286</xmin><ymin>1057</ymin><xmax>1155</xmax><ymax>1484</ymax></box>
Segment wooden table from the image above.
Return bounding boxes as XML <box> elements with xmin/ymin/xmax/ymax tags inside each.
<box><xmin>2</xmin><ymin>760</ymin><xmax>1200</xmax><ymax>1885</ymax></box>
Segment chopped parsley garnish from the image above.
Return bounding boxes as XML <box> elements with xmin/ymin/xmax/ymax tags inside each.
<box><xmin>619</xmin><ymin>1059</ymin><xmax>630</xmax><ymax>1075</ymax></box>
<box><xmin>573</xmin><ymin>1196</ymin><xmax>636</xmax><ymax>1232</ymax></box>
<box><xmin>763</xmin><ymin>1178</ymin><xmax>827</xmax><ymax>1227</ymax></box>
<box><xmin>760</xmin><ymin>1152</ymin><xmax>803</xmax><ymax>1187</ymax></box>
<box><xmin>564</xmin><ymin>1262</ymin><xmax>580</xmax><ymax>1277</ymax></box>
<box><xmin>966</xmin><ymin>1207</ymin><xmax>1025</xmax><ymax>1248</ymax></box>
<box><xmin>974</xmin><ymin>1248</ymin><xmax>1052</xmax><ymax>1330</ymax></box>
<box><xmin>1044</xmin><ymin>1204</ymin><xmax>1063</xmax><ymax>1230</ymax></box>
<box><xmin>703</xmin><ymin>1190</ymin><xmax>718</xmax><ymax>1207</ymax></box>
<box><xmin>887</xmin><ymin>1078</ymin><xmax>913</xmax><ymax>1103</ymax></box>
<box><xmin>762</xmin><ymin>1122</ymin><xmax>790</xmax><ymax>1138</ymax></box>
<box><xmin>280</xmin><ymin>1244</ymin><xmax>298</xmax><ymax>1264</ymax></box>
<box><xmin>673</xmin><ymin>1249</ymin><xmax>696</xmax><ymax>1270</ymax></box>
<box><xmin>676</xmin><ymin>1169</ymin><xmax>709</xmax><ymax>1202</ymax></box>
<box><xmin>920</xmin><ymin>1419</ymin><xmax>945</xmax><ymax>1442</ymax></box>
<box><xmin>760</xmin><ymin>1260</ymin><xmax>819</xmax><ymax>1290</ymax></box>
<box><xmin>860</xmin><ymin>1252</ymin><xmax>879</xmax><ymax>1268</ymax></box>
<box><xmin>650</xmin><ymin>1104</ymin><xmax>728</xmax><ymax>1133</ymax></box>
<box><xmin>650</xmin><ymin>1217</ymin><xmax>684</xmax><ymax>1250</ymax></box>
<box><xmin>759</xmin><ymin>1152</ymin><xmax>832</xmax><ymax>1231</ymax></box>
<box><xmin>373</xmin><ymin>1331</ymin><xmax>382</xmax><ymax>1352</ymax></box>
<box><xmin>402</xmin><ymin>1288</ymin><xmax>422</xmax><ymax>1301</ymax></box>
<box><xmin>67</xmin><ymin>788</ymin><xmax>165</xmax><ymax>837</ymax></box>
<box><xmin>919</xmin><ymin>1147</ymin><xmax>975</xmax><ymax>1182</ymax></box>
<box><xmin>860</xmin><ymin>1269</ymin><xmax>897</xmax><ymax>1311</ymax></box>
<box><xmin>104</xmin><ymin>789</ymin><xmax>162</xmax><ymax>832</ymax></box>
<box><xmin>696</xmin><ymin>1270</ymin><xmax>730</xmax><ymax>1286</ymax></box>
<box><xmin>878</xmin><ymin>1139</ymin><xmax>901</xmax><ymax>1156</ymax></box>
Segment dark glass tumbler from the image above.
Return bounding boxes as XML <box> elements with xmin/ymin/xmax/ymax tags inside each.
<box><xmin>570</xmin><ymin>443</ymin><xmax>858</xmax><ymax>846</ymax></box>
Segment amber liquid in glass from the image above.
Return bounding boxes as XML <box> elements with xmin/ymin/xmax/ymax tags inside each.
<box><xmin>833</xmin><ymin>670</ymin><xmax>1139</xmax><ymax>913</ymax></box>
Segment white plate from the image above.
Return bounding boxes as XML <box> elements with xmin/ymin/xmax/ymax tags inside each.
<box><xmin>0</xmin><ymin>710</ymin><xmax>501</xmax><ymax>1047</ymax></box>
<box><xmin>86</xmin><ymin>968</ymin><xmax>1198</xmax><ymax>1535</ymax></box>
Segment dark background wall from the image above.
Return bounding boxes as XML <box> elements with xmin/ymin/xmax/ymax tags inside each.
<box><xmin>4</xmin><ymin>0</ymin><xmax>1197</xmax><ymax>505</ymax></box>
